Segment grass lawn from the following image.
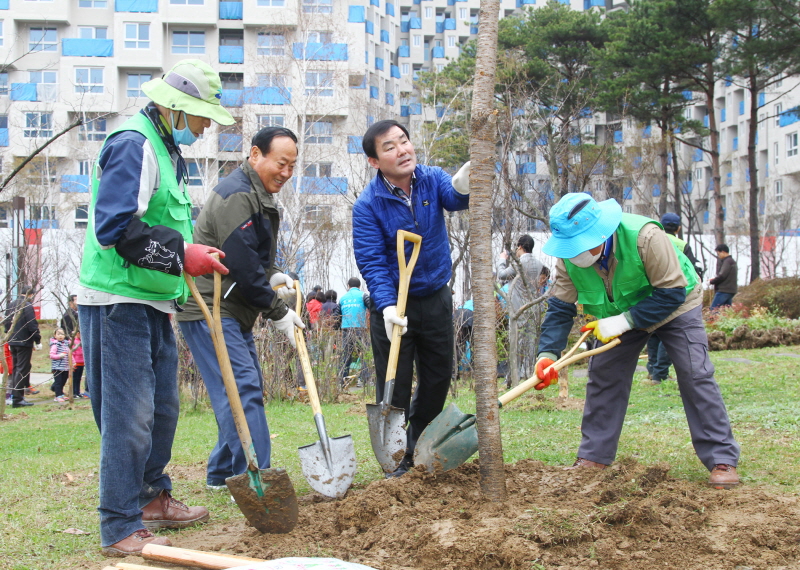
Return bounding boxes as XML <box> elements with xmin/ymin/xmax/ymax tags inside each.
<box><xmin>1</xmin><ymin>344</ymin><xmax>799</xmax><ymax>569</ymax></box>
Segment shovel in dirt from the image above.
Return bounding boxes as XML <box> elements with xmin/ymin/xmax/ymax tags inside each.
<box><xmin>292</xmin><ymin>280</ymin><xmax>357</xmax><ymax>498</ymax></box>
<box><xmin>366</xmin><ymin>230</ymin><xmax>422</xmax><ymax>474</ymax></box>
<box><xmin>414</xmin><ymin>331</ymin><xmax>621</xmax><ymax>473</ymax></box>
<box><xmin>184</xmin><ymin>265</ymin><xmax>298</xmax><ymax>533</ymax></box>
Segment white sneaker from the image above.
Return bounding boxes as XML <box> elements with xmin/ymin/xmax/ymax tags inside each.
<box><xmin>206</xmin><ymin>483</ymin><xmax>227</xmax><ymax>491</ymax></box>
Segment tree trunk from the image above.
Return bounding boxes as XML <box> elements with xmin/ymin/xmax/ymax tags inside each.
<box><xmin>747</xmin><ymin>72</ymin><xmax>761</xmax><ymax>282</ymax></box>
<box><xmin>469</xmin><ymin>0</ymin><xmax>506</xmax><ymax>502</ymax></box>
<box><xmin>670</xmin><ymin>135</ymin><xmax>681</xmax><ymax>220</ymax></box>
<box><xmin>706</xmin><ymin>64</ymin><xmax>725</xmax><ymax>244</ymax></box>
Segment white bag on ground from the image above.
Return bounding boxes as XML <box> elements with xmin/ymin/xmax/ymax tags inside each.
<box><xmin>228</xmin><ymin>558</ymin><xmax>377</xmax><ymax>570</ymax></box>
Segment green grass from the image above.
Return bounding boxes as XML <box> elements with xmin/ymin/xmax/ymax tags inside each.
<box><xmin>1</xmin><ymin>345</ymin><xmax>799</xmax><ymax>569</ymax></box>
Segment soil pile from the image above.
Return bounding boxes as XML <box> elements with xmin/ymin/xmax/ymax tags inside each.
<box><xmin>707</xmin><ymin>325</ymin><xmax>800</xmax><ymax>351</ymax></box>
<box><xmin>166</xmin><ymin>458</ymin><xmax>800</xmax><ymax>570</ymax></box>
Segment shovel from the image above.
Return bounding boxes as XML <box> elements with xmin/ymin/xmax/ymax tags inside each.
<box><xmin>184</xmin><ymin>266</ymin><xmax>298</xmax><ymax>533</ymax></box>
<box><xmin>414</xmin><ymin>331</ymin><xmax>621</xmax><ymax>473</ymax></box>
<box><xmin>366</xmin><ymin>230</ymin><xmax>422</xmax><ymax>473</ymax></box>
<box><xmin>292</xmin><ymin>280</ymin><xmax>357</xmax><ymax>498</ymax></box>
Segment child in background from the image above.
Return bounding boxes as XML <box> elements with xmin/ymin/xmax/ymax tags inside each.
<box><xmin>49</xmin><ymin>328</ymin><xmax>70</xmax><ymax>403</ymax></box>
<box><xmin>71</xmin><ymin>331</ymin><xmax>87</xmax><ymax>399</ymax></box>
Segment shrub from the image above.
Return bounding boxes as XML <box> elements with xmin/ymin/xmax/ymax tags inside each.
<box><xmin>706</xmin><ymin>304</ymin><xmax>798</xmax><ymax>335</ymax></box>
<box><xmin>733</xmin><ymin>277</ymin><xmax>800</xmax><ymax>319</ymax></box>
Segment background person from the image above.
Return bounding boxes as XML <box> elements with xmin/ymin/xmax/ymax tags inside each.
<box><xmin>709</xmin><ymin>244</ymin><xmax>738</xmax><ymax>310</ymax></box>
<box><xmin>4</xmin><ymin>286</ymin><xmax>41</xmax><ymax>407</ymax></box>
<box><xmin>352</xmin><ymin>119</ymin><xmax>470</xmax><ymax>477</ymax></box>
<box><xmin>61</xmin><ymin>294</ymin><xmax>79</xmax><ymax>339</ymax></box>
<box><xmin>338</xmin><ymin>277</ymin><xmax>370</xmax><ymax>387</ymax></box>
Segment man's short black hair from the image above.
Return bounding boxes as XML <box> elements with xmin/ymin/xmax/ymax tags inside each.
<box><xmin>362</xmin><ymin>120</ymin><xmax>410</xmax><ymax>159</ymax></box>
<box><xmin>325</xmin><ymin>289</ymin><xmax>337</xmax><ymax>302</ymax></box>
<box><xmin>20</xmin><ymin>285</ymin><xmax>34</xmax><ymax>297</ymax></box>
<box><xmin>348</xmin><ymin>277</ymin><xmax>361</xmax><ymax>289</ymax></box>
<box><xmin>251</xmin><ymin>127</ymin><xmax>297</xmax><ymax>156</ymax></box>
<box><xmin>68</xmin><ymin>294</ymin><xmax>77</xmax><ymax>304</ymax></box>
<box><xmin>715</xmin><ymin>243</ymin><xmax>730</xmax><ymax>253</ymax></box>
<box><xmin>517</xmin><ymin>234</ymin><xmax>534</xmax><ymax>254</ymax></box>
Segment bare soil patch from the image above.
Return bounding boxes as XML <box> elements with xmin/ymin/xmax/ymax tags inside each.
<box><xmin>90</xmin><ymin>458</ymin><xmax>800</xmax><ymax>570</ymax></box>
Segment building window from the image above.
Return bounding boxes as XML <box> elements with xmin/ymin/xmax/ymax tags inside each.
<box><xmin>302</xmin><ymin>0</ymin><xmax>332</xmax><ymax>13</ymax></box>
<box><xmin>0</xmin><ymin>205</ymin><xmax>8</xmax><ymax>229</ymax></box>
<box><xmin>401</xmin><ymin>63</ymin><xmax>409</xmax><ymax>76</ymax></box>
<box><xmin>76</xmin><ymin>68</ymin><xmax>104</xmax><ymax>94</ymax></box>
<box><xmin>459</xmin><ymin>7</ymin><xmax>467</xmax><ymax>19</ymax></box>
<box><xmin>127</xmin><ymin>73</ymin><xmax>151</xmax><ymax>97</ymax></box>
<box><xmin>257</xmin><ymin>0</ymin><xmax>284</xmax><ymax>5</ymax></box>
<box><xmin>305</xmin><ymin>121</ymin><xmax>332</xmax><ymax>144</ymax></box>
<box><xmin>413</xmin><ymin>35</ymin><xmax>421</xmax><ymax>47</ymax></box>
<box><xmin>79</xmin><ymin>26</ymin><xmax>108</xmax><ymax>39</ymax></box>
<box><xmin>447</xmin><ymin>36</ymin><xmax>456</xmax><ymax>48</ymax></box>
<box><xmin>0</xmin><ymin>72</ymin><xmax>7</xmax><ymax>96</ymax></box>
<box><xmin>775</xmin><ymin>179</ymin><xmax>783</xmax><ymax>202</ymax></box>
<box><xmin>28</xmin><ymin>70</ymin><xmax>57</xmax><ymax>101</ymax></box>
<box><xmin>30</xmin><ymin>204</ymin><xmax>56</xmax><ymax>222</ymax></box>
<box><xmin>424</xmin><ymin>6</ymin><xmax>432</xmax><ymax>18</ymax></box>
<box><xmin>75</xmin><ymin>204</ymin><xmax>89</xmax><ymax>229</ymax></box>
<box><xmin>788</xmin><ymin>132</ymin><xmax>798</xmax><ymax>157</ymax></box>
<box><xmin>79</xmin><ymin>160</ymin><xmax>92</xmax><ymax>176</ymax></box>
<box><xmin>695</xmin><ymin>168</ymin><xmax>703</xmax><ymax>180</ymax></box>
<box><xmin>187</xmin><ymin>162</ymin><xmax>204</xmax><ymax>186</ymax></box>
<box><xmin>79</xmin><ymin>117</ymin><xmax>107</xmax><ymax>141</ymax></box>
<box><xmin>258</xmin><ymin>114</ymin><xmax>285</xmax><ymax>128</ymax></box>
<box><xmin>256</xmin><ymin>73</ymin><xmax>286</xmax><ymax>88</ymax></box>
<box><xmin>305</xmin><ymin>71</ymin><xmax>333</xmax><ymax>97</ymax></box>
<box><xmin>303</xmin><ymin>204</ymin><xmax>332</xmax><ymax>229</ymax></box>
<box><xmin>171</xmin><ymin>0</ymin><xmax>203</xmax><ymax>4</ymax></box>
<box><xmin>775</xmin><ymin>103</ymin><xmax>782</xmax><ymax>126</ymax></box>
<box><xmin>774</xmin><ymin>142</ymin><xmax>779</xmax><ymax>164</ymax></box>
<box><xmin>79</xmin><ymin>0</ymin><xmax>107</xmax><ymax>6</ymax></box>
<box><xmin>307</xmin><ymin>31</ymin><xmax>332</xmax><ymax>43</ymax></box>
<box><xmin>29</xmin><ymin>27</ymin><xmax>57</xmax><ymax>52</ymax></box>
<box><xmin>436</xmin><ymin>64</ymin><xmax>444</xmax><ymax>73</ymax></box>
<box><xmin>257</xmin><ymin>32</ymin><xmax>285</xmax><ymax>56</ymax></box>
<box><xmin>125</xmin><ymin>23</ymin><xmax>149</xmax><ymax>49</ymax></box>
<box><xmin>0</xmin><ymin>20</ymin><xmax>4</xmax><ymax>47</ymax></box>
<box><xmin>304</xmin><ymin>162</ymin><xmax>332</xmax><ymax>177</ymax></box>
<box><xmin>172</xmin><ymin>31</ymin><xmax>205</xmax><ymax>54</ymax></box>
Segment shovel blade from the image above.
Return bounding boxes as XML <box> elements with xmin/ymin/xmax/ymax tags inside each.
<box><xmin>366</xmin><ymin>402</ymin><xmax>407</xmax><ymax>473</ymax></box>
<box><xmin>298</xmin><ymin>435</ymin><xmax>357</xmax><ymax>499</ymax></box>
<box><xmin>226</xmin><ymin>468</ymin><xmax>298</xmax><ymax>533</ymax></box>
<box><xmin>413</xmin><ymin>403</ymin><xmax>478</xmax><ymax>474</ymax></box>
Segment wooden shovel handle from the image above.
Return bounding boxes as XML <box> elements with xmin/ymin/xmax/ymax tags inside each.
<box><xmin>142</xmin><ymin>544</ymin><xmax>263</xmax><ymax>569</ymax></box>
<box><xmin>498</xmin><ymin>334</ymin><xmax>621</xmax><ymax>407</ymax></box>
<box><xmin>293</xmin><ymin>280</ymin><xmax>322</xmax><ymax>415</ymax></box>
<box><xmin>183</xmin><ymin>258</ymin><xmax>258</xmax><ymax>472</ymax></box>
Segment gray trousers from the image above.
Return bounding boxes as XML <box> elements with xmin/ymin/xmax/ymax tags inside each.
<box><xmin>580</xmin><ymin>305</ymin><xmax>740</xmax><ymax>471</ymax></box>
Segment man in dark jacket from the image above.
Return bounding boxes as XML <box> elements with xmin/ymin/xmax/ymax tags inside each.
<box><xmin>61</xmin><ymin>294</ymin><xmax>79</xmax><ymax>339</ymax></box>
<box><xmin>709</xmin><ymin>244</ymin><xmax>738</xmax><ymax>309</ymax></box>
<box><xmin>177</xmin><ymin>126</ymin><xmax>303</xmax><ymax>490</ymax></box>
<box><xmin>4</xmin><ymin>286</ymin><xmax>41</xmax><ymax>407</ymax></box>
<box><xmin>352</xmin><ymin>119</ymin><xmax>470</xmax><ymax>477</ymax></box>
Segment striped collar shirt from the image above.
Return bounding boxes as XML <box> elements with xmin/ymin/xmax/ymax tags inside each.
<box><xmin>380</xmin><ymin>172</ymin><xmax>415</xmax><ymax>208</ymax></box>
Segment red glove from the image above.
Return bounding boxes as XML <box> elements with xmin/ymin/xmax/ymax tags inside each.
<box><xmin>534</xmin><ymin>357</ymin><xmax>558</xmax><ymax>390</ymax></box>
<box><xmin>183</xmin><ymin>244</ymin><xmax>229</xmax><ymax>277</ymax></box>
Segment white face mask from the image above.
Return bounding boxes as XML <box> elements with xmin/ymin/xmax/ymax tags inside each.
<box><xmin>570</xmin><ymin>249</ymin><xmax>602</xmax><ymax>268</ymax></box>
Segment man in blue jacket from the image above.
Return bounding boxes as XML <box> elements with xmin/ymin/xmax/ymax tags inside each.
<box><xmin>352</xmin><ymin>119</ymin><xmax>470</xmax><ymax>477</ymax></box>
<box><xmin>338</xmin><ymin>277</ymin><xmax>369</xmax><ymax>386</ymax></box>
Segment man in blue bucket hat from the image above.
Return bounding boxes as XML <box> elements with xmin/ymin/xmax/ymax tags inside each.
<box><xmin>533</xmin><ymin>193</ymin><xmax>740</xmax><ymax>489</ymax></box>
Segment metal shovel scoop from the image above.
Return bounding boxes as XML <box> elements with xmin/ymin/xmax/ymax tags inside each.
<box><xmin>414</xmin><ymin>331</ymin><xmax>621</xmax><ymax>473</ymax></box>
<box><xmin>366</xmin><ymin>230</ymin><xmax>422</xmax><ymax>474</ymax></box>
<box><xmin>184</xmin><ymin>267</ymin><xmax>298</xmax><ymax>533</ymax></box>
<box><xmin>292</xmin><ymin>280</ymin><xmax>357</xmax><ymax>498</ymax></box>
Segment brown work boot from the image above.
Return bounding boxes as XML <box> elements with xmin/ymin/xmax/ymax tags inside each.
<box><xmin>709</xmin><ymin>464</ymin><xmax>739</xmax><ymax>489</ymax></box>
<box><xmin>101</xmin><ymin>529</ymin><xmax>171</xmax><ymax>557</ymax></box>
<box><xmin>564</xmin><ymin>457</ymin><xmax>607</xmax><ymax>470</ymax></box>
<box><xmin>141</xmin><ymin>490</ymin><xmax>210</xmax><ymax>530</ymax></box>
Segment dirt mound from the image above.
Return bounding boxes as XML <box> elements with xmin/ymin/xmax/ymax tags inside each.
<box><xmin>707</xmin><ymin>325</ymin><xmax>800</xmax><ymax>351</ymax></box>
<box><xmin>165</xmin><ymin>458</ymin><xmax>800</xmax><ymax>570</ymax></box>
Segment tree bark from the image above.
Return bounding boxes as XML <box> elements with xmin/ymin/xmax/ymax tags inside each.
<box><xmin>469</xmin><ymin>0</ymin><xmax>506</xmax><ymax>502</ymax></box>
<box><xmin>747</xmin><ymin>70</ymin><xmax>761</xmax><ymax>282</ymax></box>
<box><xmin>705</xmin><ymin>69</ymin><xmax>725</xmax><ymax>245</ymax></box>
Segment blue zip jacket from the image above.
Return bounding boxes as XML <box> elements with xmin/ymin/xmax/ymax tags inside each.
<box><xmin>352</xmin><ymin>164</ymin><xmax>469</xmax><ymax>312</ymax></box>
<box><xmin>339</xmin><ymin>287</ymin><xmax>367</xmax><ymax>329</ymax></box>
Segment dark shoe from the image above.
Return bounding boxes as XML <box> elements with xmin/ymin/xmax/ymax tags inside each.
<box><xmin>642</xmin><ymin>378</ymin><xmax>662</xmax><ymax>386</ymax></box>
<box><xmin>101</xmin><ymin>529</ymin><xmax>171</xmax><ymax>558</ymax></box>
<box><xmin>12</xmin><ymin>399</ymin><xmax>34</xmax><ymax>408</ymax></box>
<box><xmin>385</xmin><ymin>454</ymin><xmax>414</xmax><ymax>479</ymax></box>
<box><xmin>141</xmin><ymin>490</ymin><xmax>210</xmax><ymax>530</ymax></box>
<box><xmin>564</xmin><ymin>457</ymin><xmax>607</xmax><ymax>470</ymax></box>
<box><xmin>709</xmin><ymin>464</ymin><xmax>739</xmax><ymax>489</ymax></box>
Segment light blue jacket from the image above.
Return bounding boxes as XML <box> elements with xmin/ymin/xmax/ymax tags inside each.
<box><xmin>339</xmin><ymin>287</ymin><xmax>367</xmax><ymax>329</ymax></box>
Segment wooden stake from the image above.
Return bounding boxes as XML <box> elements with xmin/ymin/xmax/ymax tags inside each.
<box><xmin>142</xmin><ymin>544</ymin><xmax>263</xmax><ymax>570</ymax></box>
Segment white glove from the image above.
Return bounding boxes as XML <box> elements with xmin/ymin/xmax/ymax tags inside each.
<box><xmin>34</xmin><ymin>343</ymin><xmax>42</xmax><ymax>351</ymax></box>
<box><xmin>582</xmin><ymin>313</ymin><xmax>632</xmax><ymax>343</ymax></box>
<box><xmin>383</xmin><ymin>305</ymin><xmax>408</xmax><ymax>339</ymax></box>
<box><xmin>273</xmin><ymin>309</ymin><xmax>304</xmax><ymax>348</ymax></box>
<box><xmin>269</xmin><ymin>272</ymin><xmax>296</xmax><ymax>304</ymax></box>
<box><xmin>452</xmin><ymin>161</ymin><xmax>471</xmax><ymax>195</ymax></box>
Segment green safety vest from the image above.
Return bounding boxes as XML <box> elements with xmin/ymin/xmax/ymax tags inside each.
<box><xmin>667</xmin><ymin>233</ymin><xmax>687</xmax><ymax>253</ymax></box>
<box><xmin>564</xmin><ymin>214</ymin><xmax>698</xmax><ymax>319</ymax></box>
<box><xmin>79</xmin><ymin>112</ymin><xmax>193</xmax><ymax>304</ymax></box>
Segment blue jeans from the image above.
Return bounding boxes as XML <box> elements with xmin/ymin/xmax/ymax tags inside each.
<box><xmin>710</xmin><ymin>292</ymin><xmax>735</xmax><ymax>310</ymax></box>
<box><xmin>179</xmin><ymin>319</ymin><xmax>270</xmax><ymax>485</ymax></box>
<box><xmin>79</xmin><ymin>304</ymin><xmax>179</xmax><ymax>547</ymax></box>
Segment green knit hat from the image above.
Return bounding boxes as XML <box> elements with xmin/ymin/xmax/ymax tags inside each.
<box><xmin>142</xmin><ymin>59</ymin><xmax>234</xmax><ymax>126</ymax></box>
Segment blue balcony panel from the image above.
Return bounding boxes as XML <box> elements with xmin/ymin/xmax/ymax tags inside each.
<box><xmin>642</xmin><ymin>125</ymin><xmax>651</xmax><ymax>138</ymax></box>
<box><xmin>703</xmin><ymin>114</ymin><xmax>709</xmax><ymax>127</ymax></box>
<box><xmin>62</xmin><ymin>39</ymin><xmax>114</xmax><ymax>57</ymax></box>
<box><xmin>380</xmin><ymin>29</ymin><xmax>390</xmax><ymax>43</ymax></box>
<box><xmin>703</xmin><ymin>210</ymin><xmax>710</xmax><ymax>224</ymax></box>
<box><xmin>386</xmin><ymin>93</ymin><xmax>394</xmax><ymax>106</ymax></box>
<box><xmin>623</xmin><ymin>187</ymin><xmax>632</xmax><ymax>200</ymax></box>
<box><xmin>400</xmin><ymin>21</ymin><xmax>410</xmax><ymax>32</ymax></box>
<box><xmin>219</xmin><ymin>1</ymin><xmax>242</xmax><ymax>19</ymax></box>
<box><xmin>0</xmin><ymin>128</ymin><xmax>7</xmax><ymax>147</ymax></box>
<box><xmin>348</xmin><ymin>136</ymin><xmax>363</xmax><ymax>154</ymax></box>
<box><xmin>733</xmin><ymin>136</ymin><xmax>738</xmax><ymax>151</ymax></box>
<box><xmin>348</xmin><ymin>5</ymin><xmax>365</xmax><ymax>22</ymax></box>
<box><xmin>613</xmin><ymin>130</ymin><xmax>623</xmax><ymax>143</ymax></box>
<box><xmin>693</xmin><ymin>149</ymin><xmax>703</xmax><ymax>162</ymax></box>
<box><xmin>470</xmin><ymin>26</ymin><xmax>478</xmax><ymax>35</ymax></box>
<box><xmin>298</xmin><ymin>177</ymin><xmax>347</xmax><ymax>195</ymax></box>
<box><xmin>369</xmin><ymin>86</ymin><xmax>379</xmax><ymax>100</ymax></box>
<box><xmin>220</xmin><ymin>89</ymin><xmax>243</xmax><ymax>107</ymax></box>
<box><xmin>219</xmin><ymin>46</ymin><xmax>244</xmax><ymax>64</ymax></box>
<box><xmin>682</xmin><ymin>90</ymin><xmax>693</xmax><ymax>100</ymax></box>
<box><xmin>682</xmin><ymin>180</ymin><xmax>692</xmax><ymax>194</ymax></box>
<box><xmin>0</xmin><ymin>0</ymin><xmax>8</xmax><ymax>8</ymax></box>
<box><xmin>518</xmin><ymin>162</ymin><xmax>536</xmax><ymax>175</ymax></box>
<box><xmin>370</xmin><ymin>0</ymin><xmax>379</xmax><ymax>6</ymax></box>
<box><xmin>115</xmin><ymin>0</ymin><xmax>157</xmax><ymax>12</ymax></box>
<box><xmin>244</xmin><ymin>86</ymin><xmax>290</xmax><ymax>105</ymax></box>
<box><xmin>398</xmin><ymin>45</ymin><xmax>410</xmax><ymax>57</ymax></box>
<box><xmin>11</xmin><ymin>83</ymin><xmax>37</xmax><ymax>101</ymax></box>
<box><xmin>409</xmin><ymin>17</ymin><xmax>421</xmax><ymax>29</ymax></box>
<box><xmin>365</xmin><ymin>20</ymin><xmax>374</xmax><ymax>34</ymax></box>
<box><xmin>400</xmin><ymin>105</ymin><xmax>410</xmax><ymax>117</ymax></box>
<box><xmin>444</xmin><ymin>18</ymin><xmax>456</xmax><ymax>29</ymax></box>
<box><xmin>738</xmin><ymin>101</ymin><xmax>744</xmax><ymax>115</ymax></box>
<box><xmin>375</xmin><ymin>57</ymin><xmax>384</xmax><ymax>71</ymax></box>
<box><xmin>435</xmin><ymin>22</ymin><xmax>444</xmax><ymax>33</ymax></box>
<box><xmin>409</xmin><ymin>103</ymin><xmax>422</xmax><ymax>115</ymax></box>
<box><xmin>758</xmin><ymin>92</ymin><xmax>765</xmax><ymax>107</ymax></box>
<box><xmin>652</xmin><ymin>184</ymin><xmax>661</xmax><ymax>197</ymax></box>
<box><xmin>726</xmin><ymin>172</ymin><xmax>732</xmax><ymax>186</ymax></box>
<box><xmin>61</xmin><ymin>174</ymin><xmax>90</xmax><ymax>193</ymax></box>
<box><xmin>431</xmin><ymin>46</ymin><xmax>444</xmax><ymax>58</ymax></box>
<box><xmin>745</xmin><ymin>168</ymin><xmax>750</xmax><ymax>182</ymax></box>
<box><xmin>25</xmin><ymin>220</ymin><xmax>59</xmax><ymax>229</ymax></box>
<box><xmin>386</xmin><ymin>2</ymin><xmax>394</xmax><ymax>15</ymax></box>
<box><xmin>292</xmin><ymin>43</ymin><xmax>347</xmax><ymax>61</ymax></box>
<box><xmin>720</xmin><ymin>108</ymin><xmax>726</xmax><ymax>122</ymax></box>
<box><xmin>219</xmin><ymin>133</ymin><xmax>243</xmax><ymax>152</ymax></box>
<box><xmin>778</xmin><ymin>107</ymin><xmax>799</xmax><ymax>127</ymax></box>
<box><xmin>390</xmin><ymin>65</ymin><xmax>401</xmax><ymax>79</ymax></box>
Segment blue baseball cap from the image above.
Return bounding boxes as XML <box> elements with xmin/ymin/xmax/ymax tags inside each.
<box><xmin>543</xmin><ymin>193</ymin><xmax>622</xmax><ymax>258</ymax></box>
<box><xmin>660</xmin><ymin>212</ymin><xmax>680</xmax><ymax>228</ymax></box>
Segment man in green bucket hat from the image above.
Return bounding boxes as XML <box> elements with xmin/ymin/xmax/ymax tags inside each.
<box><xmin>77</xmin><ymin>59</ymin><xmax>235</xmax><ymax>557</ymax></box>
<box><xmin>533</xmin><ymin>193</ymin><xmax>740</xmax><ymax>490</ymax></box>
